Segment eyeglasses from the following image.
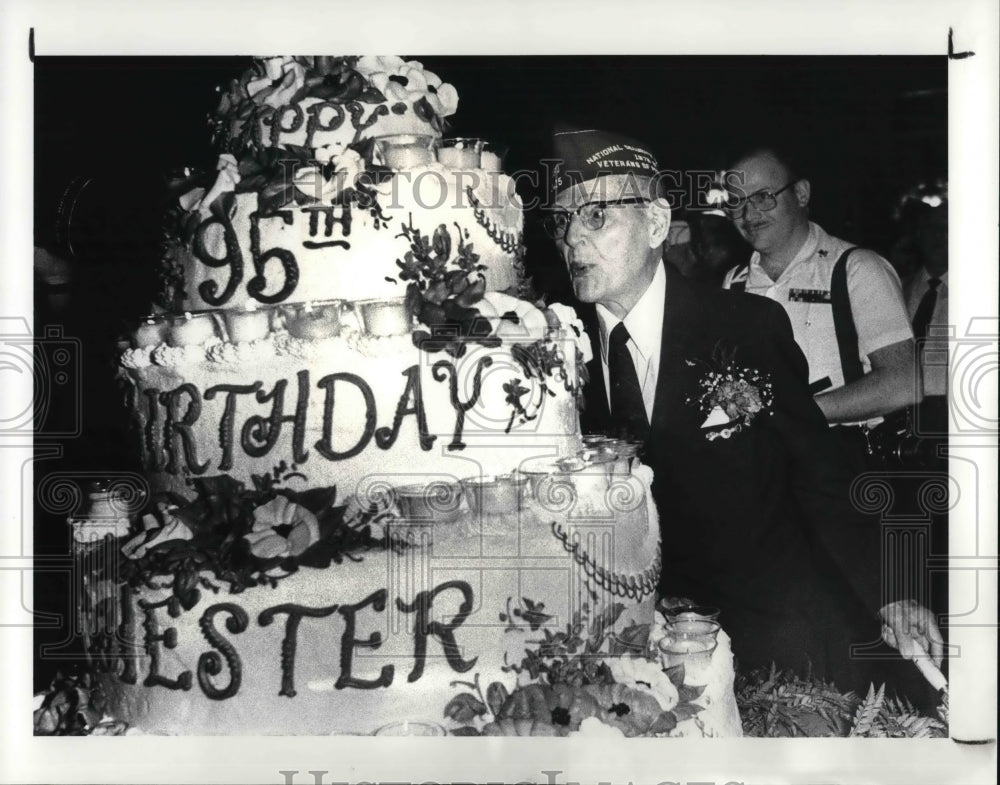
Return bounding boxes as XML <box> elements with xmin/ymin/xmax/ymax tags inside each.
<box><xmin>724</xmin><ymin>180</ymin><xmax>798</xmax><ymax>216</ymax></box>
<box><xmin>542</xmin><ymin>198</ymin><xmax>651</xmax><ymax>240</ymax></box>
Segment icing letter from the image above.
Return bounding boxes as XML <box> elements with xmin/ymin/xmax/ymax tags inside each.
<box><xmin>304</xmin><ymin>100</ymin><xmax>346</xmax><ymax>151</ymax></box>
<box><xmin>431</xmin><ymin>357</ymin><xmax>493</xmax><ymax>450</ymax></box>
<box><xmin>315</xmin><ymin>372</ymin><xmax>376</xmax><ymax>460</ymax></box>
<box><xmin>139</xmin><ymin>596</ymin><xmax>193</xmax><ymax>691</ymax></box>
<box><xmin>240</xmin><ymin>371</ymin><xmax>309</xmax><ymax>462</ymax></box>
<box><xmin>159</xmin><ymin>383</ymin><xmax>209</xmax><ymax>474</ymax></box>
<box><xmin>197</xmin><ymin>603</ymin><xmax>249</xmax><ymax>700</ymax></box>
<box><xmin>141</xmin><ymin>387</ymin><xmax>165</xmax><ymax>471</ymax></box>
<box><xmin>397</xmin><ymin>580</ymin><xmax>477</xmax><ymax>682</ymax></box>
<box><xmin>266</xmin><ymin>102</ymin><xmax>304</xmax><ymax>148</ymax></box>
<box><xmin>302</xmin><ymin>204</ymin><xmax>352</xmax><ymax>250</ymax></box>
<box><xmin>374</xmin><ymin>364</ymin><xmax>437</xmax><ymax>451</ymax></box>
<box><xmin>118</xmin><ymin>583</ymin><xmax>139</xmax><ymax>685</ymax></box>
<box><xmin>204</xmin><ymin>382</ymin><xmax>263</xmax><ymax>470</ymax></box>
<box><xmin>336</xmin><ymin>589</ymin><xmax>394</xmax><ymax>690</ymax></box>
<box><xmin>258</xmin><ymin>603</ymin><xmax>340</xmax><ymax>698</ymax></box>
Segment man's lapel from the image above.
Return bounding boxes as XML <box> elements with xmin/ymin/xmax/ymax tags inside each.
<box><xmin>650</xmin><ymin>264</ymin><xmax>705</xmax><ymax>434</ymax></box>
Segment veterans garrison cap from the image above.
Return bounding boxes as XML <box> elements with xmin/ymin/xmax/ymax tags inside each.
<box><xmin>550</xmin><ymin>128</ymin><xmax>660</xmax><ymax>196</ymax></box>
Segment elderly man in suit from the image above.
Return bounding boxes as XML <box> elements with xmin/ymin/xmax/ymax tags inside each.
<box><xmin>543</xmin><ymin>128</ymin><xmax>942</xmax><ymax>694</ymax></box>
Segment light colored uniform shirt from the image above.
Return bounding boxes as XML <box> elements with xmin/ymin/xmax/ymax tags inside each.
<box><xmin>904</xmin><ymin>269</ymin><xmax>949</xmax><ymax>397</ymax></box>
<box><xmin>595</xmin><ymin>262</ymin><xmax>666</xmax><ymax>424</ymax></box>
<box><xmin>723</xmin><ymin>222</ymin><xmax>913</xmax><ymax>394</ymax></box>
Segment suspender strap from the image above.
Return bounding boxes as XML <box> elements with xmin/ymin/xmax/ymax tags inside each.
<box><xmin>830</xmin><ymin>247</ymin><xmax>864</xmax><ymax>385</ymax></box>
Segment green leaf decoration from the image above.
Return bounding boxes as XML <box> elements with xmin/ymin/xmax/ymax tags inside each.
<box><xmin>486</xmin><ymin>681</ymin><xmax>509</xmax><ymax>717</ymax></box>
<box><xmin>431</xmin><ymin>224</ymin><xmax>452</xmax><ymax>260</ymax></box>
<box><xmin>450</xmin><ymin>725</ymin><xmax>481</xmax><ymax>736</ymax></box>
<box><xmin>443</xmin><ymin>693</ymin><xmax>488</xmax><ymax>724</ymax></box>
<box><xmin>664</xmin><ymin>663</ymin><xmax>686</xmax><ymax>689</ymax></box>
<box><xmin>648</xmin><ymin>710</ymin><xmax>678</xmax><ymax>735</ymax></box>
<box><xmin>412</xmin><ymin>95</ymin><xmax>436</xmax><ymax>123</ymax></box>
<box><xmin>671</xmin><ymin>702</ymin><xmax>704</xmax><ymax>722</ymax></box>
<box><xmin>521</xmin><ymin>607</ymin><xmax>553</xmax><ymax>631</ymax></box>
<box><xmin>677</xmin><ymin>683</ymin><xmax>706</xmax><ymax>703</ymax></box>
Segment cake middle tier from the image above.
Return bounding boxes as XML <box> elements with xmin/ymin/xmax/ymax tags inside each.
<box><xmin>121</xmin><ymin>328</ymin><xmax>583</xmax><ymax>501</ymax></box>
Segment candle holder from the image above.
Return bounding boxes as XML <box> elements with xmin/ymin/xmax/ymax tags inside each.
<box><xmin>284</xmin><ymin>301</ymin><xmax>342</xmax><ymax>340</ymax></box>
<box><xmin>664</xmin><ymin>619</ymin><xmax>721</xmax><ymax>641</ymax></box>
<box><xmin>478</xmin><ymin>141</ymin><xmax>505</xmax><ymax>173</ymax></box>
<box><xmin>519</xmin><ymin>457</ymin><xmax>580</xmax><ymax>516</ymax></box>
<box><xmin>435</xmin><ymin>137</ymin><xmax>484</xmax><ymax>169</ymax></box>
<box><xmin>224</xmin><ymin>305</ymin><xmax>272</xmax><ymax>343</ymax></box>
<box><xmin>133</xmin><ymin>316</ymin><xmax>169</xmax><ymax>349</ymax></box>
<box><xmin>394</xmin><ymin>481</ymin><xmax>463</xmax><ymax>524</ymax></box>
<box><xmin>374</xmin><ymin>135</ymin><xmax>437</xmax><ymax>170</ymax></box>
<box><xmin>372</xmin><ymin>719</ymin><xmax>447</xmax><ymax>737</ymax></box>
<box><xmin>461</xmin><ymin>473</ymin><xmax>527</xmax><ymax>521</ymax></box>
<box><xmin>657</xmin><ymin>635</ymin><xmax>718</xmax><ymax>670</ymax></box>
<box><xmin>663</xmin><ymin>604</ymin><xmax>721</xmax><ymax>623</ymax></box>
<box><xmin>358</xmin><ymin>298</ymin><xmax>412</xmax><ymax>337</ymax></box>
<box><xmin>167</xmin><ymin>312</ymin><xmax>219</xmax><ymax>347</ymax></box>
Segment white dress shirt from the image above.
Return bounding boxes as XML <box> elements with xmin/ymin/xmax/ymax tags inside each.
<box><xmin>723</xmin><ymin>222</ymin><xmax>912</xmax><ymax>393</ymax></box>
<box><xmin>595</xmin><ymin>262</ymin><xmax>666</xmax><ymax>423</ymax></box>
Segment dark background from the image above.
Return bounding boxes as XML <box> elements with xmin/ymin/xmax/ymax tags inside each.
<box><xmin>34</xmin><ymin>55</ymin><xmax>947</xmax><ymax>278</ymax></box>
<box><xmin>32</xmin><ymin>55</ymin><xmax>947</xmax><ymax>688</ymax></box>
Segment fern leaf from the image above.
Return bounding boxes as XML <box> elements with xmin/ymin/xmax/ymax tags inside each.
<box><xmin>849</xmin><ymin>682</ymin><xmax>885</xmax><ymax>737</ymax></box>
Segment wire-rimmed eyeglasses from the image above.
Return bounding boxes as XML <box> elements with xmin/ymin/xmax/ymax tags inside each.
<box><xmin>724</xmin><ymin>180</ymin><xmax>798</xmax><ymax>216</ymax></box>
<box><xmin>542</xmin><ymin>198</ymin><xmax>651</xmax><ymax>240</ymax></box>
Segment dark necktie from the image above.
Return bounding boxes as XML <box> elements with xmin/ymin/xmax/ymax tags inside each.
<box><xmin>911</xmin><ymin>276</ymin><xmax>942</xmax><ymax>341</ymax></box>
<box><xmin>607</xmin><ymin>322</ymin><xmax>649</xmax><ymax>440</ymax></box>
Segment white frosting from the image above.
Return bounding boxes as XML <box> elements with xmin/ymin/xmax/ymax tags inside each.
<box><xmin>151</xmin><ymin>342</ymin><xmax>211</xmax><ymax>367</ymax></box>
<box><xmin>206</xmin><ymin>337</ymin><xmax>276</xmax><ymax>365</ymax></box>
<box><xmin>120</xmin><ymin>346</ymin><xmax>155</xmax><ymax>369</ymax></box>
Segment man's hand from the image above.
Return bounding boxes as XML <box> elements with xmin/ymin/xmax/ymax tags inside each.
<box><xmin>880</xmin><ymin>598</ymin><xmax>945</xmax><ymax>668</ymax></box>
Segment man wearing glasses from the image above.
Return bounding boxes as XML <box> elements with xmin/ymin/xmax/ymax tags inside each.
<box><xmin>721</xmin><ymin>148</ymin><xmax>920</xmax><ymax>468</ymax></box>
<box><xmin>544</xmin><ymin>129</ymin><xmax>941</xmax><ymax>698</ymax></box>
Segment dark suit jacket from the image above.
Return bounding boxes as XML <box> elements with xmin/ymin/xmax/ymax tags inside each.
<box><xmin>578</xmin><ymin>264</ymin><xmax>884</xmax><ymax>689</ymax></box>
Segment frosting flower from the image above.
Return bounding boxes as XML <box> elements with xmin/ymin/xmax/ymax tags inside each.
<box><xmin>197</xmin><ymin>154</ymin><xmax>242</xmax><ymax>215</ymax></box>
<box><xmin>293</xmin><ymin>148</ymin><xmax>365</xmax><ymax>202</ymax></box>
<box><xmin>481</xmin><ymin>291</ymin><xmax>548</xmax><ymax>339</ymax></box>
<box><xmin>244</xmin><ymin>495</ymin><xmax>320</xmax><ymax>560</ymax></box>
<box><xmin>246</xmin><ymin>57</ymin><xmax>307</xmax><ymax>109</ymax></box>
<box><xmin>545</xmin><ymin>302</ymin><xmax>593</xmax><ymax>365</ymax></box>
<box><xmin>354</xmin><ymin>56</ymin><xmax>458</xmax><ymax>119</ymax></box>
<box><xmin>121</xmin><ymin>502</ymin><xmax>194</xmax><ymax>560</ymax></box>
<box><xmin>604</xmin><ymin>655</ymin><xmax>680</xmax><ymax>712</ymax></box>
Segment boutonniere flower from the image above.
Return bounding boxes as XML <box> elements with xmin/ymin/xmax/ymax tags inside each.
<box><xmin>686</xmin><ymin>346</ymin><xmax>773</xmax><ymax>441</ymax></box>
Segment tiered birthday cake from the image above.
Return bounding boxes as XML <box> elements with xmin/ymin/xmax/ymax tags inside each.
<box><xmin>58</xmin><ymin>56</ymin><xmax>739</xmax><ymax>738</ymax></box>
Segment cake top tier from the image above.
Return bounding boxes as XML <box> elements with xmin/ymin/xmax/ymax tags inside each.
<box><xmin>154</xmin><ymin>56</ymin><xmax>522</xmax><ymax>319</ymax></box>
<box><xmin>211</xmin><ymin>56</ymin><xmax>459</xmax><ymax>161</ymax></box>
